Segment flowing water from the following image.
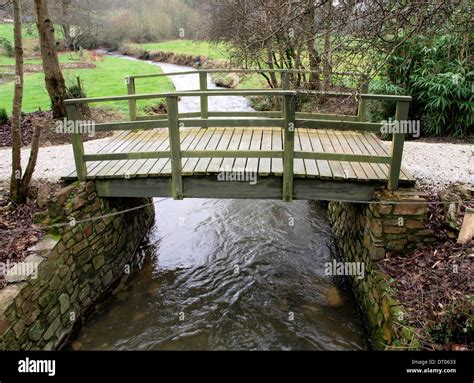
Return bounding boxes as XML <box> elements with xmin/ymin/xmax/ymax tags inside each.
<box><xmin>72</xmin><ymin>57</ymin><xmax>367</xmax><ymax>350</ymax></box>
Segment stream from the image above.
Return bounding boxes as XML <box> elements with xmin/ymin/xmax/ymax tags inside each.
<box><xmin>71</xmin><ymin>57</ymin><xmax>367</xmax><ymax>350</ymax></box>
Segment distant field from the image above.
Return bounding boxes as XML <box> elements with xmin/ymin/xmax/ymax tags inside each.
<box><xmin>131</xmin><ymin>40</ymin><xmax>230</xmax><ymax>61</ymax></box>
<box><xmin>0</xmin><ymin>54</ymin><xmax>175</xmax><ymax>113</ymax></box>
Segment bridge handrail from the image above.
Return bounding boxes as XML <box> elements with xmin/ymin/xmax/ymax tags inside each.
<box><xmin>127</xmin><ymin>69</ymin><xmax>362</xmax><ymax>79</ymax></box>
<box><xmin>64</xmin><ymin>90</ymin><xmax>412</xmax><ymax>104</ymax></box>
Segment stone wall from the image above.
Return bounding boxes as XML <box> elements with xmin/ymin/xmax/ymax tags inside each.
<box><xmin>328</xmin><ymin>187</ymin><xmax>433</xmax><ymax>350</ymax></box>
<box><xmin>0</xmin><ymin>182</ymin><xmax>154</xmax><ymax>350</ymax></box>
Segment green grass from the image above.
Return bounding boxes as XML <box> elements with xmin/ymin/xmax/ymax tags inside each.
<box><xmin>0</xmin><ymin>53</ymin><xmax>81</xmax><ymax>66</ymax></box>
<box><xmin>0</xmin><ymin>23</ymin><xmax>41</xmax><ymax>44</ymax></box>
<box><xmin>131</xmin><ymin>40</ymin><xmax>229</xmax><ymax>61</ymax></box>
<box><xmin>0</xmin><ymin>55</ymin><xmax>175</xmax><ymax>113</ymax></box>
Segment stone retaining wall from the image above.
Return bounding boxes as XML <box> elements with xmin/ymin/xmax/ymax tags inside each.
<box><xmin>328</xmin><ymin>187</ymin><xmax>433</xmax><ymax>350</ymax></box>
<box><xmin>0</xmin><ymin>182</ymin><xmax>154</xmax><ymax>350</ymax></box>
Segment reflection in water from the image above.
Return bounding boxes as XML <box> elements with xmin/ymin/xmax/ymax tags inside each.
<box><xmin>74</xmin><ymin>199</ymin><xmax>366</xmax><ymax>351</ymax></box>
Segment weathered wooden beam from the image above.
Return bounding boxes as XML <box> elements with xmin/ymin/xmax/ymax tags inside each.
<box><xmin>283</xmin><ymin>94</ymin><xmax>296</xmax><ymax>202</ymax></box>
<box><xmin>83</xmin><ymin>152</ymin><xmax>171</xmax><ymax>162</ymax></box>
<box><xmin>295</xmin><ymin>152</ymin><xmax>390</xmax><ymax>164</ymax></box>
<box><xmin>66</xmin><ymin>104</ymin><xmax>87</xmax><ymax>181</ymax></box>
<box><xmin>178</xmin><ymin>118</ymin><xmax>286</xmax><ymax>128</ymax></box>
<box><xmin>64</xmin><ymin>90</ymin><xmax>412</xmax><ymax>105</ymax></box>
<box><xmin>136</xmin><ymin>112</ymin><xmax>200</xmax><ymax>121</ymax></box>
<box><xmin>208</xmin><ymin>111</ymin><xmax>282</xmax><ymax>118</ymax></box>
<box><xmin>181</xmin><ymin>150</ymin><xmax>283</xmax><ymax>158</ymax></box>
<box><xmin>388</xmin><ymin>101</ymin><xmax>409</xmax><ymax>191</ymax></box>
<box><xmin>296</xmin><ymin>112</ymin><xmax>359</xmax><ymax>121</ymax></box>
<box><xmin>94</xmin><ymin>177</ymin><xmax>379</xmax><ymax>202</ymax></box>
<box><xmin>295</xmin><ymin>119</ymin><xmax>382</xmax><ymax>132</ymax></box>
<box><xmin>93</xmin><ymin>120</ymin><xmax>169</xmax><ymax>132</ymax></box>
<box><xmin>167</xmin><ymin>96</ymin><xmax>183</xmax><ymax>199</ymax></box>
<box><xmin>126</xmin><ymin>76</ymin><xmax>137</xmax><ymax>121</ymax></box>
<box><xmin>199</xmin><ymin>71</ymin><xmax>209</xmax><ymax>128</ymax></box>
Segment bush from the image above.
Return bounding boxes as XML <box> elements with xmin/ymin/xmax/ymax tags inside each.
<box><xmin>367</xmin><ymin>78</ymin><xmax>404</xmax><ymax>124</ymax></box>
<box><xmin>0</xmin><ymin>108</ymin><xmax>8</xmax><ymax>124</ymax></box>
<box><xmin>382</xmin><ymin>33</ymin><xmax>473</xmax><ymax>137</ymax></box>
<box><xmin>0</xmin><ymin>38</ymin><xmax>14</xmax><ymax>58</ymax></box>
<box><xmin>429</xmin><ymin>300</ymin><xmax>473</xmax><ymax>346</ymax></box>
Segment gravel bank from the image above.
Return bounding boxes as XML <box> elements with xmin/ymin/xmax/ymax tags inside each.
<box><xmin>397</xmin><ymin>141</ymin><xmax>473</xmax><ymax>192</ymax></box>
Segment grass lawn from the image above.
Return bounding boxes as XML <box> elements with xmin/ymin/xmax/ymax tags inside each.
<box><xmin>0</xmin><ymin>54</ymin><xmax>175</xmax><ymax>113</ymax></box>
<box><xmin>131</xmin><ymin>40</ymin><xmax>230</xmax><ymax>61</ymax></box>
<box><xmin>0</xmin><ymin>23</ymin><xmax>41</xmax><ymax>44</ymax></box>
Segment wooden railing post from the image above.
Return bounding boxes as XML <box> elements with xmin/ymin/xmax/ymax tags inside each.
<box><xmin>358</xmin><ymin>75</ymin><xmax>369</xmax><ymax>122</ymax></box>
<box><xmin>199</xmin><ymin>71</ymin><xmax>209</xmax><ymax>128</ymax></box>
<box><xmin>281</xmin><ymin>72</ymin><xmax>291</xmax><ymax>118</ymax></box>
<box><xmin>283</xmin><ymin>94</ymin><xmax>296</xmax><ymax>202</ymax></box>
<box><xmin>166</xmin><ymin>96</ymin><xmax>183</xmax><ymax>199</ymax></box>
<box><xmin>66</xmin><ymin>104</ymin><xmax>87</xmax><ymax>181</ymax></box>
<box><xmin>388</xmin><ymin>101</ymin><xmax>409</xmax><ymax>191</ymax></box>
<box><xmin>127</xmin><ymin>76</ymin><xmax>137</xmax><ymax>121</ymax></box>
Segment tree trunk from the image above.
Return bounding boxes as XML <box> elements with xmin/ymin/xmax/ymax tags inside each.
<box><xmin>306</xmin><ymin>1</ymin><xmax>321</xmax><ymax>90</ymax></box>
<box><xmin>21</xmin><ymin>123</ymin><xmax>41</xmax><ymax>200</ymax></box>
<box><xmin>323</xmin><ymin>0</ymin><xmax>333</xmax><ymax>92</ymax></box>
<box><xmin>35</xmin><ymin>0</ymin><xmax>67</xmax><ymax>118</ymax></box>
<box><xmin>10</xmin><ymin>0</ymin><xmax>24</xmax><ymax>203</ymax></box>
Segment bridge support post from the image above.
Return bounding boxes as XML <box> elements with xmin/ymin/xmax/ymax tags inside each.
<box><xmin>283</xmin><ymin>94</ymin><xmax>296</xmax><ymax>202</ymax></box>
<box><xmin>167</xmin><ymin>96</ymin><xmax>183</xmax><ymax>200</ymax></box>
<box><xmin>126</xmin><ymin>76</ymin><xmax>137</xmax><ymax>121</ymax></box>
<box><xmin>66</xmin><ymin>104</ymin><xmax>87</xmax><ymax>181</ymax></box>
<box><xmin>388</xmin><ymin>101</ymin><xmax>409</xmax><ymax>191</ymax></box>
<box><xmin>199</xmin><ymin>71</ymin><xmax>209</xmax><ymax>128</ymax></box>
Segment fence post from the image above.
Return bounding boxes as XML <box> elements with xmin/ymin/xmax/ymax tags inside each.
<box><xmin>388</xmin><ymin>101</ymin><xmax>409</xmax><ymax>191</ymax></box>
<box><xmin>127</xmin><ymin>76</ymin><xmax>137</xmax><ymax>121</ymax></box>
<box><xmin>66</xmin><ymin>104</ymin><xmax>87</xmax><ymax>181</ymax></box>
<box><xmin>358</xmin><ymin>75</ymin><xmax>369</xmax><ymax>122</ymax></box>
<box><xmin>167</xmin><ymin>96</ymin><xmax>183</xmax><ymax>200</ymax></box>
<box><xmin>283</xmin><ymin>93</ymin><xmax>296</xmax><ymax>202</ymax></box>
<box><xmin>199</xmin><ymin>71</ymin><xmax>209</xmax><ymax>128</ymax></box>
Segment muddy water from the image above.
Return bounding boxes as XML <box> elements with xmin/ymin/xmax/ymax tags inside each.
<box><xmin>72</xmin><ymin>57</ymin><xmax>367</xmax><ymax>350</ymax></box>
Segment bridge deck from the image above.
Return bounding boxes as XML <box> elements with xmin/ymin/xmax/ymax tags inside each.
<box><xmin>64</xmin><ymin>127</ymin><xmax>413</xmax><ymax>183</ymax></box>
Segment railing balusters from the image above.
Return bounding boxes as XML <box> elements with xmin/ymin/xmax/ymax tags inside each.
<box><xmin>283</xmin><ymin>94</ymin><xmax>296</xmax><ymax>202</ymax></box>
<box><xmin>166</xmin><ymin>96</ymin><xmax>183</xmax><ymax>199</ymax></box>
<box><xmin>66</xmin><ymin>104</ymin><xmax>87</xmax><ymax>181</ymax></box>
<box><xmin>126</xmin><ymin>76</ymin><xmax>138</xmax><ymax>121</ymax></box>
<box><xmin>388</xmin><ymin>101</ymin><xmax>409</xmax><ymax>191</ymax></box>
<box><xmin>199</xmin><ymin>71</ymin><xmax>209</xmax><ymax>129</ymax></box>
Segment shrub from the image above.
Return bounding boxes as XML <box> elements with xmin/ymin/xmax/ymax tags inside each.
<box><xmin>0</xmin><ymin>108</ymin><xmax>8</xmax><ymax>124</ymax></box>
<box><xmin>429</xmin><ymin>299</ymin><xmax>473</xmax><ymax>347</ymax></box>
<box><xmin>0</xmin><ymin>38</ymin><xmax>14</xmax><ymax>58</ymax></box>
<box><xmin>382</xmin><ymin>33</ymin><xmax>473</xmax><ymax>137</ymax></box>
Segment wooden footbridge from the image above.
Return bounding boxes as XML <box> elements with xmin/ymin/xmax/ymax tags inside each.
<box><xmin>63</xmin><ymin>69</ymin><xmax>414</xmax><ymax>202</ymax></box>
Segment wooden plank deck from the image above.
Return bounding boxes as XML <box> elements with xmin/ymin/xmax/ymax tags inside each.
<box><xmin>64</xmin><ymin>127</ymin><xmax>414</xmax><ymax>184</ymax></box>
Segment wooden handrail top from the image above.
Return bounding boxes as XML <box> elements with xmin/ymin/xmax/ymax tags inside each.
<box><xmin>65</xmin><ymin>90</ymin><xmax>412</xmax><ymax>105</ymax></box>
<box><xmin>128</xmin><ymin>69</ymin><xmax>363</xmax><ymax>79</ymax></box>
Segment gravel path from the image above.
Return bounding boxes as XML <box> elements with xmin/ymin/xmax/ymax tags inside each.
<box><xmin>1</xmin><ymin>139</ymin><xmax>472</xmax><ymax>191</ymax></box>
<box><xmin>0</xmin><ymin>138</ymin><xmax>109</xmax><ymax>182</ymax></box>
<box><xmin>397</xmin><ymin>141</ymin><xmax>473</xmax><ymax>191</ymax></box>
